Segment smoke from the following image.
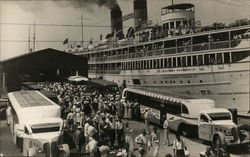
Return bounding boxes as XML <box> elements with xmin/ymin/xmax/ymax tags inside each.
<box><xmin>17</xmin><ymin>0</ymin><xmax>120</xmax><ymax>12</ymax></box>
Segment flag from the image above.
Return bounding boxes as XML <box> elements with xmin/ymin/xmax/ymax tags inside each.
<box><xmin>63</xmin><ymin>38</ymin><xmax>68</xmax><ymax>45</ymax></box>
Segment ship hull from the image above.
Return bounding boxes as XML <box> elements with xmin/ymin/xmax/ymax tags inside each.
<box><xmin>89</xmin><ymin>59</ymin><xmax>250</xmax><ymax>117</ymax></box>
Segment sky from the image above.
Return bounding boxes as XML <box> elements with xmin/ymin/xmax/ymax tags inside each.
<box><xmin>0</xmin><ymin>0</ymin><xmax>249</xmax><ymax>61</ymax></box>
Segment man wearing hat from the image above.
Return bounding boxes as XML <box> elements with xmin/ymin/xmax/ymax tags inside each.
<box><xmin>73</xmin><ymin>126</ymin><xmax>85</xmax><ymax>155</ymax></box>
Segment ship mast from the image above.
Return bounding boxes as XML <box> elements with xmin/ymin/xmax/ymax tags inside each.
<box><xmin>28</xmin><ymin>25</ymin><xmax>31</xmax><ymax>53</ymax></box>
<box><xmin>33</xmin><ymin>22</ymin><xmax>36</xmax><ymax>52</ymax></box>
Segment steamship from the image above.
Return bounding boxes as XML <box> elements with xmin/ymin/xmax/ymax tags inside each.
<box><xmin>72</xmin><ymin>1</ymin><xmax>250</xmax><ymax>116</ymax></box>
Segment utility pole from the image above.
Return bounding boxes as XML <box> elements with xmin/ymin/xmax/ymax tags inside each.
<box><xmin>33</xmin><ymin>21</ymin><xmax>36</xmax><ymax>52</ymax></box>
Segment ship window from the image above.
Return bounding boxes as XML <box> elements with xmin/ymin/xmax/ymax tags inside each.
<box><xmin>144</xmin><ymin>81</ymin><xmax>146</xmax><ymax>83</ymax></box>
<box><xmin>187</xmin><ymin>56</ymin><xmax>192</xmax><ymax>66</ymax></box>
<box><xmin>217</xmin><ymin>53</ymin><xmax>223</xmax><ymax>64</ymax></box>
<box><xmin>182</xmin><ymin>57</ymin><xmax>186</xmax><ymax>67</ymax></box>
<box><xmin>168</xmin><ymin>58</ymin><xmax>172</xmax><ymax>68</ymax></box>
<box><xmin>177</xmin><ymin>57</ymin><xmax>181</xmax><ymax>67</ymax></box>
<box><xmin>173</xmin><ymin>81</ymin><xmax>176</xmax><ymax>83</ymax></box>
<box><xmin>188</xmin><ymin>80</ymin><xmax>191</xmax><ymax>83</ymax></box>
<box><xmin>170</xmin><ymin>81</ymin><xmax>172</xmax><ymax>83</ymax></box>
<box><xmin>160</xmin><ymin>59</ymin><xmax>164</xmax><ymax>68</ymax></box>
<box><xmin>204</xmin><ymin>54</ymin><xmax>209</xmax><ymax>65</ymax></box>
<box><xmin>150</xmin><ymin>60</ymin><xmax>153</xmax><ymax>69</ymax></box>
<box><xmin>180</xmin><ymin>81</ymin><xmax>183</xmax><ymax>84</ymax></box>
<box><xmin>198</xmin><ymin>55</ymin><xmax>203</xmax><ymax>65</ymax></box>
<box><xmin>200</xmin><ymin>80</ymin><xmax>203</xmax><ymax>83</ymax></box>
<box><xmin>164</xmin><ymin>58</ymin><xmax>168</xmax><ymax>68</ymax></box>
<box><xmin>154</xmin><ymin>81</ymin><xmax>156</xmax><ymax>84</ymax></box>
<box><xmin>192</xmin><ymin>56</ymin><xmax>197</xmax><ymax>66</ymax></box>
<box><xmin>165</xmin><ymin>81</ymin><xmax>168</xmax><ymax>83</ymax></box>
<box><xmin>173</xmin><ymin>58</ymin><xmax>177</xmax><ymax>67</ymax></box>
<box><xmin>210</xmin><ymin>54</ymin><xmax>216</xmax><ymax>64</ymax></box>
<box><xmin>161</xmin><ymin>81</ymin><xmax>163</xmax><ymax>84</ymax></box>
<box><xmin>224</xmin><ymin>52</ymin><xmax>231</xmax><ymax>63</ymax></box>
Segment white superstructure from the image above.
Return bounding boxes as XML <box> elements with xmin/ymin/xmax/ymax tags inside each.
<box><xmin>74</xmin><ymin>3</ymin><xmax>250</xmax><ymax>117</ymax></box>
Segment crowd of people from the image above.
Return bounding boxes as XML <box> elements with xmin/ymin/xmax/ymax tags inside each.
<box><xmin>38</xmin><ymin>82</ymin><xmax>222</xmax><ymax>157</ymax></box>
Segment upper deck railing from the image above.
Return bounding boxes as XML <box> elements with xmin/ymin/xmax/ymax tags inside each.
<box><xmin>76</xmin><ymin>21</ymin><xmax>250</xmax><ymax>55</ymax></box>
<box><xmin>88</xmin><ymin>39</ymin><xmax>245</xmax><ymax>63</ymax></box>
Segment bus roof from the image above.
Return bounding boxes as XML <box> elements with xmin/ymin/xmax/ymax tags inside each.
<box><xmin>8</xmin><ymin>90</ymin><xmax>56</xmax><ymax>108</ymax></box>
<box><xmin>124</xmin><ymin>87</ymin><xmax>201</xmax><ymax>103</ymax></box>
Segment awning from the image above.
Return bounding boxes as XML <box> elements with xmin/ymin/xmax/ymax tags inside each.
<box><xmin>89</xmin><ymin>79</ymin><xmax>118</xmax><ymax>87</ymax></box>
<box><xmin>125</xmin><ymin>87</ymin><xmax>183</xmax><ymax>103</ymax></box>
<box><xmin>68</xmin><ymin>75</ymin><xmax>89</xmax><ymax>82</ymax></box>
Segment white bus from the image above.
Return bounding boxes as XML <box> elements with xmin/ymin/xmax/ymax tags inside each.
<box><xmin>122</xmin><ymin>87</ymin><xmax>215</xmax><ymax>136</ymax></box>
<box><xmin>6</xmin><ymin>90</ymin><xmax>64</xmax><ymax>157</ymax></box>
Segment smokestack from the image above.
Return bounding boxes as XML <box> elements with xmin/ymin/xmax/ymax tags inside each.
<box><xmin>134</xmin><ymin>0</ymin><xmax>148</xmax><ymax>27</ymax></box>
<box><xmin>110</xmin><ymin>5</ymin><xmax>123</xmax><ymax>39</ymax></box>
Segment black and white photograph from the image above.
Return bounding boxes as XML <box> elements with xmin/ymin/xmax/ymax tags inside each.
<box><xmin>0</xmin><ymin>0</ymin><xmax>250</xmax><ymax>156</ymax></box>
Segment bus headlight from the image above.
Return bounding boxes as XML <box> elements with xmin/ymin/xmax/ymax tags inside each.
<box><xmin>226</xmin><ymin>131</ymin><xmax>231</xmax><ymax>136</ymax></box>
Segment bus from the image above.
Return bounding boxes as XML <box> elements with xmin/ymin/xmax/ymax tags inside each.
<box><xmin>6</xmin><ymin>90</ymin><xmax>64</xmax><ymax>157</ymax></box>
<box><xmin>122</xmin><ymin>87</ymin><xmax>215</xmax><ymax>136</ymax></box>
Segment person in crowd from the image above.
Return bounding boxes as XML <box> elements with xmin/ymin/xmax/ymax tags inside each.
<box><xmin>173</xmin><ymin>133</ymin><xmax>187</xmax><ymax>157</ymax></box>
<box><xmin>123</xmin><ymin>100</ymin><xmax>129</xmax><ymax>119</ymax></box>
<box><xmin>150</xmin><ymin>126</ymin><xmax>160</xmax><ymax>157</ymax></box>
<box><xmin>135</xmin><ymin>129</ymin><xmax>150</xmax><ymax>157</ymax></box>
<box><xmin>133</xmin><ymin>100</ymin><xmax>141</xmax><ymax>121</ymax></box>
<box><xmin>124</xmin><ymin>122</ymin><xmax>134</xmax><ymax>157</ymax></box>
<box><xmin>88</xmin><ymin>121</ymin><xmax>98</xmax><ymax>139</ymax></box>
<box><xmin>116</xmin><ymin>118</ymin><xmax>125</xmax><ymax>148</ymax></box>
<box><xmin>66</xmin><ymin>111</ymin><xmax>75</xmax><ymax>129</ymax></box>
<box><xmin>73</xmin><ymin>126</ymin><xmax>85</xmax><ymax>155</ymax></box>
<box><xmin>144</xmin><ymin>108</ymin><xmax>151</xmax><ymax>133</ymax></box>
<box><xmin>107</xmin><ymin>116</ymin><xmax>116</xmax><ymax>148</ymax></box>
<box><xmin>84</xmin><ymin>118</ymin><xmax>90</xmax><ymax>144</ymax></box>
<box><xmin>163</xmin><ymin>116</ymin><xmax>171</xmax><ymax>146</ymax></box>
<box><xmin>127</xmin><ymin>101</ymin><xmax>132</xmax><ymax>120</ymax></box>
<box><xmin>86</xmin><ymin>136</ymin><xmax>98</xmax><ymax>157</ymax></box>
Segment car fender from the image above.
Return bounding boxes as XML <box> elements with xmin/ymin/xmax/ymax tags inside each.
<box><xmin>213</xmin><ymin>132</ymin><xmax>227</xmax><ymax>145</ymax></box>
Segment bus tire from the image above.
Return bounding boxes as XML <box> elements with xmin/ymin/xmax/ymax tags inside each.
<box><xmin>178</xmin><ymin>124</ymin><xmax>189</xmax><ymax>137</ymax></box>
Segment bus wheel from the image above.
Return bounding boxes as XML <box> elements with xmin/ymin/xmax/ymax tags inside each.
<box><xmin>178</xmin><ymin>124</ymin><xmax>189</xmax><ymax>137</ymax></box>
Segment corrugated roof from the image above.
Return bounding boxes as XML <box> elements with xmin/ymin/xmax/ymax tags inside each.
<box><xmin>12</xmin><ymin>91</ymin><xmax>54</xmax><ymax>108</ymax></box>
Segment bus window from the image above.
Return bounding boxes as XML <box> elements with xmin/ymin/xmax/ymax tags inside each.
<box><xmin>165</xmin><ymin>102</ymin><xmax>181</xmax><ymax>115</ymax></box>
<box><xmin>200</xmin><ymin>115</ymin><xmax>209</xmax><ymax>123</ymax></box>
<box><xmin>25</xmin><ymin>126</ymin><xmax>29</xmax><ymax>135</ymax></box>
<box><xmin>181</xmin><ymin>104</ymin><xmax>189</xmax><ymax>114</ymax></box>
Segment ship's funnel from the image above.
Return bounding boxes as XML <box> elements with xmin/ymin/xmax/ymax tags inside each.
<box><xmin>134</xmin><ymin>0</ymin><xmax>148</xmax><ymax>27</ymax></box>
<box><xmin>110</xmin><ymin>5</ymin><xmax>123</xmax><ymax>39</ymax></box>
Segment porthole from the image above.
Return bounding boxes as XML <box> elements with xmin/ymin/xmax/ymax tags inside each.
<box><xmin>187</xmin><ymin>80</ymin><xmax>190</xmax><ymax>83</ymax></box>
<box><xmin>154</xmin><ymin>81</ymin><xmax>156</xmax><ymax>84</ymax></box>
<box><xmin>180</xmin><ymin>81</ymin><xmax>183</xmax><ymax>84</ymax></box>
<box><xmin>144</xmin><ymin>81</ymin><xmax>146</xmax><ymax>83</ymax></box>
<box><xmin>200</xmin><ymin>80</ymin><xmax>203</xmax><ymax>83</ymax></box>
<box><xmin>173</xmin><ymin>81</ymin><xmax>175</xmax><ymax>83</ymax></box>
<box><xmin>170</xmin><ymin>81</ymin><xmax>172</xmax><ymax>83</ymax></box>
<box><xmin>165</xmin><ymin>81</ymin><xmax>168</xmax><ymax>83</ymax></box>
<box><xmin>161</xmin><ymin>81</ymin><xmax>163</xmax><ymax>84</ymax></box>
